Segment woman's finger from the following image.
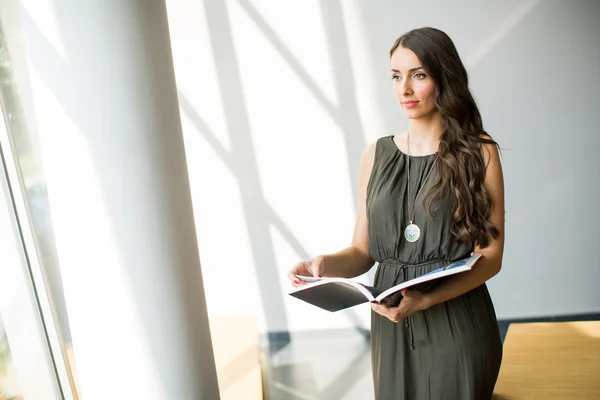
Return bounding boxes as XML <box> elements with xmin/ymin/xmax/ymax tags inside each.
<box><xmin>371</xmin><ymin>303</ymin><xmax>387</xmax><ymax>317</ymax></box>
<box><xmin>287</xmin><ymin>271</ymin><xmax>301</xmax><ymax>286</ymax></box>
<box><xmin>372</xmin><ymin>303</ymin><xmax>400</xmax><ymax>323</ymax></box>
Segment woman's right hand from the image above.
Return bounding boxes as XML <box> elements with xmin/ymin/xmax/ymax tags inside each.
<box><xmin>287</xmin><ymin>256</ymin><xmax>325</xmax><ymax>287</ymax></box>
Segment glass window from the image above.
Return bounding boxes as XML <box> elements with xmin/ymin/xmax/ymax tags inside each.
<box><xmin>0</xmin><ymin>9</ymin><xmax>77</xmax><ymax>399</ymax></box>
<box><xmin>0</xmin><ymin>317</ymin><xmax>22</xmax><ymax>400</ymax></box>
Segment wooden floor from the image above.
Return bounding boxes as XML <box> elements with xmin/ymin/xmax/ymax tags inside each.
<box><xmin>210</xmin><ymin>315</ymin><xmax>263</xmax><ymax>400</ymax></box>
<box><xmin>493</xmin><ymin>321</ymin><xmax>600</xmax><ymax>399</ymax></box>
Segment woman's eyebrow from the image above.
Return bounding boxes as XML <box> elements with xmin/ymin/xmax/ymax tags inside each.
<box><xmin>390</xmin><ymin>66</ymin><xmax>424</xmax><ymax>73</ymax></box>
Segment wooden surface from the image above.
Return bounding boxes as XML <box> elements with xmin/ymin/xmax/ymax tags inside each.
<box><xmin>210</xmin><ymin>315</ymin><xmax>263</xmax><ymax>400</ymax></box>
<box><xmin>493</xmin><ymin>321</ymin><xmax>600</xmax><ymax>400</ymax></box>
<box><xmin>62</xmin><ymin>316</ymin><xmax>262</xmax><ymax>399</ymax></box>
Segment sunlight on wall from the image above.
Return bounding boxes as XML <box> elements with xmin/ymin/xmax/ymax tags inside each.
<box><xmin>167</xmin><ymin>0</ymin><xmax>600</xmax><ymax>331</ymax></box>
<box><xmin>340</xmin><ymin>0</ymin><xmax>391</xmax><ymax>143</ymax></box>
<box><xmin>167</xmin><ymin>0</ymin><xmax>375</xmax><ymax>332</ymax></box>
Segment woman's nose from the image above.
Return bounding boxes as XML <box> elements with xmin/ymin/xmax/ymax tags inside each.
<box><xmin>401</xmin><ymin>80</ymin><xmax>412</xmax><ymax>95</ymax></box>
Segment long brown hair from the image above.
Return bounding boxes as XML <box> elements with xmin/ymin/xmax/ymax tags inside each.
<box><xmin>391</xmin><ymin>27</ymin><xmax>499</xmax><ymax>248</ymax></box>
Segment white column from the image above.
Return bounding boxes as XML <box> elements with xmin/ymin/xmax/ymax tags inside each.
<box><xmin>17</xmin><ymin>0</ymin><xmax>220</xmax><ymax>398</ymax></box>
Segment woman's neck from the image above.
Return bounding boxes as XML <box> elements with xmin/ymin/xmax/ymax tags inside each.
<box><xmin>407</xmin><ymin>114</ymin><xmax>443</xmax><ymax>144</ymax></box>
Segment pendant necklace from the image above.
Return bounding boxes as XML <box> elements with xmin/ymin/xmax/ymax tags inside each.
<box><xmin>404</xmin><ymin>132</ymin><xmax>438</xmax><ymax>243</ymax></box>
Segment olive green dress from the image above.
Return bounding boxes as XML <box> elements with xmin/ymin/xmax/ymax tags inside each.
<box><xmin>367</xmin><ymin>136</ymin><xmax>502</xmax><ymax>400</ymax></box>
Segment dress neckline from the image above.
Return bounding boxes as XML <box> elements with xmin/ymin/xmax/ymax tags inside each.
<box><xmin>389</xmin><ymin>135</ymin><xmax>438</xmax><ymax>158</ymax></box>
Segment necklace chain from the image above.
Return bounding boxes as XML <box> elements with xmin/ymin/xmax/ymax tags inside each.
<box><xmin>406</xmin><ymin>132</ymin><xmax>437</xmax><ymax>224</ymax></box>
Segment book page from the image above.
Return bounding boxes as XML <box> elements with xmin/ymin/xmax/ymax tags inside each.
<box><xmin>373</xmin><ymin>254</ymin><xmax>481</xmax><ymax>303</ymax></box>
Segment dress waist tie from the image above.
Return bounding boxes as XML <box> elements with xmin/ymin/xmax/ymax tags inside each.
<box><xmin>378</xmin><ymin>258</ymin><xmax>453</xmax><ymax>351</ymax></box>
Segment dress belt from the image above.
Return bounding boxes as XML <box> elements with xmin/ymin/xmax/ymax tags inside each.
<box><xmin>378</xmin><ymin>258</ymin><xmax>452</xmax><ymax>268</ymax></box>
<box><xmin>376</xmin><ymin>258</ymin><xmax>453</xmax><ymax>350</ymax></box>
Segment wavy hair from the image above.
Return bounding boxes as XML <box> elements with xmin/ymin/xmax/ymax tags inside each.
<box><xmin>391</xmin><ymin>27</ymin><xmax>499</xmax><ymax>248</ymax></box>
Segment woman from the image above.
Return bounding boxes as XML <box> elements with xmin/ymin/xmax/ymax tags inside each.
<box><xmin>288</xmin><ymin>27</ymin><xmax>504</xmax><ymax>399</ymax></box>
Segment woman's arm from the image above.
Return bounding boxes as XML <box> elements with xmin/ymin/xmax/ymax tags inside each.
<box><xmin>319</xmin><ymin>142</ymin><xmax>377</xmax><ymax>278</ymax></box>
<box><xmin>288</xmin><ymin>142</ymin><xmax>376</xmax><ymax>285</ymax></box>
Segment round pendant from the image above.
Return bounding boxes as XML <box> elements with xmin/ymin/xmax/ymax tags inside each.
<box><xmin>404</xmin><ymin>223</ymin><xmax>421</xmax><ymax>243</ymax></box>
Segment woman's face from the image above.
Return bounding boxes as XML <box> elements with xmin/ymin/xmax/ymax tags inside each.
<box><xmin>390</xmin><ymin>47</ymin><xmax>438</xmax><ymax>120</ymax></box>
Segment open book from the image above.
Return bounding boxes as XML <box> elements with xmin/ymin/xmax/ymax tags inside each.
<box><xmin>289</xmin><ymin>253</ymin><xmax>482</xmax><ymax>312</ymax></box>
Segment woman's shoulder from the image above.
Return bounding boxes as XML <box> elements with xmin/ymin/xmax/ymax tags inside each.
<box><xmin>360</xmin><ymin>135</ymin><xmax>395</xmax><ymax>170</ymax></box>
<box><xmin>364</xmin><ymin>135</ymin><xmax>395</xmax><ymax>157</ymax></box>
<box><xmin>478</xmin><ymin>133</ymin><xmax>500</xmax><ymax>169</ymax></box>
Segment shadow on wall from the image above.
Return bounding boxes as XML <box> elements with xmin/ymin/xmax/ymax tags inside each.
<box><xmin>184</xmin><ymin>0</ymin><xmax>600</xmax><ymax>397</ymax></box>
<box><xmin>180</xmin><ymin>0</ymin><xmax>568</xmax><ymax>349</ymax></box>
<box><xmin>185</xmin><ymin>0</ymin><xmax>557</xmax><ymax>343</ymax></box>
<box><xmin>22</xmin><ymin>0</ymin><xmax>572</xmax><ymax>358</ymax></box>
<box><xmin>187</xmin><ymin>0</ymin><xmax>372</xmax><ymax>350</ymax></box>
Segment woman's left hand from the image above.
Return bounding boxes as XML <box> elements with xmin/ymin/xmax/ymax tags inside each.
<box><xmin>371</xmin><ymin>289</ymin><xmax>431</xmax><ymax>323</ymax></box>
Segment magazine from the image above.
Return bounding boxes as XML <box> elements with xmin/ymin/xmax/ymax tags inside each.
<box><xmin>288</xmin><ymin>254</ymin><xmax>481</xmax><ymax>312</ymax></box>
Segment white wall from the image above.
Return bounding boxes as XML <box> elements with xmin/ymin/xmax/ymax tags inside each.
<box><xmin>166</xmin><ymin>0</ymin><xmax>600</xmax><ymax>333</ymax></box>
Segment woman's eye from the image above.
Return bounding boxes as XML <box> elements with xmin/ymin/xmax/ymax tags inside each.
<box><xmin>392</xmin><ymin>74</ymin><xmax>402</xmax><ymax>80</ymax></box>
<box><xmin>414</xmin><ymin>73</ymin><xmax>426</xmax><ymax>79</ymax></box>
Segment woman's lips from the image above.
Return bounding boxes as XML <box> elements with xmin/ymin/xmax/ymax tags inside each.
<box><xmin>402</xmin><ymin>100</ymin><xmax>419</xmax><ymax>109</ymax></box>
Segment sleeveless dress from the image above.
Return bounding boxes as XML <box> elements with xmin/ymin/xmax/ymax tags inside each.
<box><xmin>367</xmin><ymin>135</ymin><xmax>503</xmax><ymax>400</ymax></box>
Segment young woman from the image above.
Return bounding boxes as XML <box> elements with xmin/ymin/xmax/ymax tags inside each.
<box><xmin>288</xmin><ymin>27</ymin><xmax>504</xmax><ymax>399</ymax></box>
